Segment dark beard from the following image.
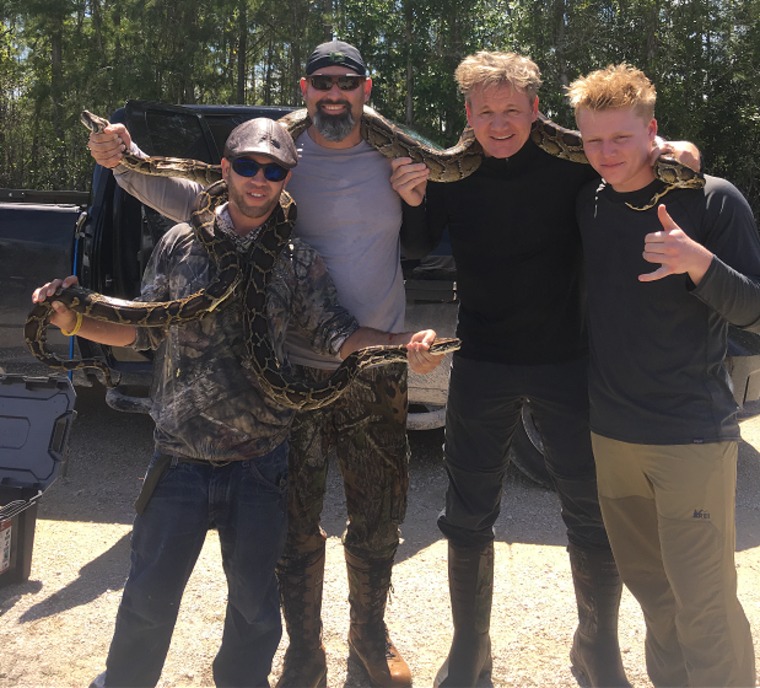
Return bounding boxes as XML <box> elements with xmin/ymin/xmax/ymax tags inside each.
<box><xmin>313</xmin><ymin>108</ymin><xmax>356</xmax><ymax>142</ymax></box>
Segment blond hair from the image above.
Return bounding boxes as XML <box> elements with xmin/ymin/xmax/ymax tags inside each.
<box><xmin>566</xmin><ymin>63</ymin><xmax>656</xmax><ymax>121</ymax></box>
<box><xmin>454</xmin><ymin>51</ymin><xmax>542</xmax><ymax>102</ymax></box>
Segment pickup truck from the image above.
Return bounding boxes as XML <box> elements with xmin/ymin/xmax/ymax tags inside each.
<box><xmin>3</xmin><ymin>99</ymin><xmax>760</xmax><ymax>489</ymax></box>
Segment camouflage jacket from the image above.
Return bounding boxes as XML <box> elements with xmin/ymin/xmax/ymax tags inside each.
<box><xmin>131</xmin><ymin>208</ymin><xmax>359</xmax><ymax>462</ymax></box>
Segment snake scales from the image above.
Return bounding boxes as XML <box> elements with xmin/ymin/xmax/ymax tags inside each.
<box><xmin>24</xmin><ymin>184</ymin><xmax>244</xmax><ymax>388</ymax></box>
<box><xmin>361</xmin><ymin>105</ymin><xmax>704</xmax><ymax>210</ymax></box>
<box><xmin>79</xmin><ymin>105</ymin><xmax>704</xmax><ymax>208</ymax></box>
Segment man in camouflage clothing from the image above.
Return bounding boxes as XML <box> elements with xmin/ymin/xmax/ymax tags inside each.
<box><xmin>33</xmin><ymin>118</ymin><xmax>441</xmax><ymax>688</ymax></box>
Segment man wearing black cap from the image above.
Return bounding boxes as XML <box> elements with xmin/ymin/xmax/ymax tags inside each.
<box><xmin>42</xmin><ymin>116</ymin><xmax>441</xmax><ymax>688</ymax></box>
<box><xmin>87</xmin><ymin>40</ymin><xmax>426</xmax><ymax>688</ymax></box>
<box><xmin>279</xmin><ymin>40</ymin><xmax>422</xmax><ymax>688</ymax></box>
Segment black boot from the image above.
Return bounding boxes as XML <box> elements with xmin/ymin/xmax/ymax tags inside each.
<box><xmin>345</xmin><ymin>550</ymin><xmax>412</xmax><ymax>687</ymax></box>
<box><xmin>434</xmin><ymin>542</ymin><xmax>494</xmax><ymax>688</ymax></box>
<box><xmin>275</xmin><ymin>545</ymin><xmax>328</xmax><ymax>688</ymax></box>
<box><xmin>568</xmin><ymin>544</ymin><xmax>631</xmax><ymax>688</ymax></box>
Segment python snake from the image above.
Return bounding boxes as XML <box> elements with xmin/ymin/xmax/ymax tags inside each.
<box><xmin>80</xmin><ymin>106</ymin><xmax>704</xmax><ymax>210</ymax></box>
<box><xmin>229</xmin><ymin>182</ymin><xmax>457</xmax><ymax>409</ymax></box>
<box><xmin>26</xmin><ymin>103</ymin><xmax>699</xmax><ymax>403</ymax></box>
<box><xmin>282</xmin><ymin>108</ymin><xmax>704</xmax><ymax>207</ymax></box>
<box><xmin>24</xmin><ymin>143</ymin><xmax>459</xmax><ymax>409</ymax></box>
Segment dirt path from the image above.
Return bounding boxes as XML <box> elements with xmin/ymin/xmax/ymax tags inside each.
<box><xmin>2</xmin><ymin>384</ymin><xmax>759</xmax><ymax>687</ymax></box>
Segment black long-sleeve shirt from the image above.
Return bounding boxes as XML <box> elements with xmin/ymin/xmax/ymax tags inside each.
<box><xmin>577</xmin><ymin>176</ymin><xmax>760</xmax><ymax>444</ymax></box>
<box><xmin>422</xmin><ymin>139</ymin><xmax>597</xmax><ymax>364</ymax></box>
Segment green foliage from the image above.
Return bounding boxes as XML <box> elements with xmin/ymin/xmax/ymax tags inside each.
<box><xmin>1</xmin><ymin>0</ymin><xmax>759</xmax><ymax>217</ymax></box>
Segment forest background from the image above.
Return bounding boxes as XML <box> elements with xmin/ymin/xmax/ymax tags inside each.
<box><xmin>2</xmin><ymin>0</ymin><xmax>759</xmax><ymax>216</ymax></box>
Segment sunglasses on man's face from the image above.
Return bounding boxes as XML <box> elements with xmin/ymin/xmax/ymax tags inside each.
<box><xmin>306</xmin><ymin>74</ymin><xmax>365</xmax><ymax>91</ymax></box>
<box><xmin>230</xmin><ymin>158</ymin><xmax>289</xmax><ymax>182</ymax></box>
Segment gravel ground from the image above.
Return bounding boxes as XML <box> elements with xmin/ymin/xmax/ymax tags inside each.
<box><xmin>1</xmin><ymin>382</ymin><xmax>760</xmax><ymax>688</ymax></box>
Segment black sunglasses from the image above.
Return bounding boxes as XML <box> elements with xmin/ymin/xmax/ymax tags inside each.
<box><xmin>230</xmin><ymin>158</ymin><xmax>289</xmax><ymax>182</ymax></box>
<box><xmin>306</xmin><ymin>74</ymin><xmax>365</xmax><ymax>91</ymax></box>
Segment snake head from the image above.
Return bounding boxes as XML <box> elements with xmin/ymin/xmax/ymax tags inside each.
<box><xmin>80</xmin><ymin>110</ymin><xmax>111</xmax><ymax>134</ymax></box>
<box><xmin>653</xmin><ymin>156</ymin><xmax>705</xmax><ymax>189</ymax></box>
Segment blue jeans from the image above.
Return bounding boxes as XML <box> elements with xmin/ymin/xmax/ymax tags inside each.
<box><xmin>438</xmin><ymin>355</ymin><xmax>610</xmax><ymax>551</ymax></box>
<box><xmin>104</xmin><ymin>444</ymin><xmax>289</xmax><ymax>687</ymax></box>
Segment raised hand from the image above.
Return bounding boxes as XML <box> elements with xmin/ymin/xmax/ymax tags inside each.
<box><xmin>88</xmin><ymin>123</ymin><xmax>133</xmax><ymax>169</ymax></box>
<box><xmin>650</xmin><ymin>137</ymin><xmax>701</xmax><ymax>172</ymax></box>
<box><xmin>639</xmin><ymin>204</ymin><xmax>713</xmax><ymax>284</ymax></box>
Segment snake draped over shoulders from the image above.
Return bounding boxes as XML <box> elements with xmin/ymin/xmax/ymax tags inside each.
<box><xmin>80</xmin><ymin>105</ymin><xmax>704</xmax><ymax>210</ymax></box>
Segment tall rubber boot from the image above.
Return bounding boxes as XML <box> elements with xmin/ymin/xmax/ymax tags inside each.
<box><xmin>345</xmin><ymin>550</ymin><xmax>412</xmax><ymax>687</ymax></box>
<box><xmin>568</xmin><ymin>544</ymin><xmax>631</xmax><ymax>688</ymax></box>
<box><xmin>275</xmin><ymin>545</ymin><xmax>328</xmax><ymax>688</ymax></box>
<box><xmin>434</xmin><ymin>542</ymin><xmax>494</xmax><ymax>688</ymax></box>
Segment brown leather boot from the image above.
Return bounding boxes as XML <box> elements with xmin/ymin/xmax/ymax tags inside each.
<box><xmin>568</xmin><ymin>544</ymin><xmax>631</xmax><ymax>688</ymax></box>
<box><xmin>434</xmin><ymin>542</ymin><xmax>494</xmax><ymax>688</ymax></box>
<box><xmin>345</xmin><ymin>550</ymin><xmax>412</xmax><ymax>687</ymax></box>
<box><xmin>275</xmin><ymin>545</ymin><xmax>328</xmax><ymax>688</ymax></box>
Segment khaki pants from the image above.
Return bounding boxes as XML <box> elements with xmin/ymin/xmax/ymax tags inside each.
<box><xmin>591</xmin><ymin>434</ymin><xmax>755</xmax><ymax>687</ymax></box>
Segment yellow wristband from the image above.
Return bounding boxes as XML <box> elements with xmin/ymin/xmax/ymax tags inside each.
<box><xmin>60</xmin><ymin>311</ymin><xmax>83</xmax><ymax>337</ymax></box>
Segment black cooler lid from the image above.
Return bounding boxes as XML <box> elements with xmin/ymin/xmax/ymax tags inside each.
<box><xmin>0</xmin><ymin>375</ymin><xmax>76</xmax><ymax>493</ymax></box>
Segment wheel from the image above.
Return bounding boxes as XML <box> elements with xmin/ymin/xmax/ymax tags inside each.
<box><xmin>507</xmin><ymin>403</ymin><xmax>554</xmax><ymax>489</ymax></box>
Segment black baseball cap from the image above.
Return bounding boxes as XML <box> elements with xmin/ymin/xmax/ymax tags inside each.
<box><xmin>305</xmin><ymin>40</ymin><xmax>367</xmax><ymax>76</ymax></box>
<box><xmin>223</xmin><ymin>118</ymin><xmax>298</xmax><ymax>169</ymax></box>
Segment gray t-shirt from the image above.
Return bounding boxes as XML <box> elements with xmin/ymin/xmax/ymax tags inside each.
<box><xmin>113</xmin><ymin>130</ymin><xmax>405</xmax><ymax>370</ymax></box>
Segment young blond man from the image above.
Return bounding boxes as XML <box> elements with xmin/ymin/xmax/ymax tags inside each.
<box><xmin>568</xmin><ymin>63</ymin><xmax>758</xmax><ymax>687</ymax></box>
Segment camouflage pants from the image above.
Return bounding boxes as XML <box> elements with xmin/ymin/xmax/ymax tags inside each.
<box><xmin>280</xmin><ymin>363</ymin><xmax>410</xmax><ymax>564</ymax></box>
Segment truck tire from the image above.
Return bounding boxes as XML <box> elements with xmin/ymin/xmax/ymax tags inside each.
<box><xmin>508</xmin><ymin>404</ymin><xmax>554</xmax><ymax>489</ymax></box>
